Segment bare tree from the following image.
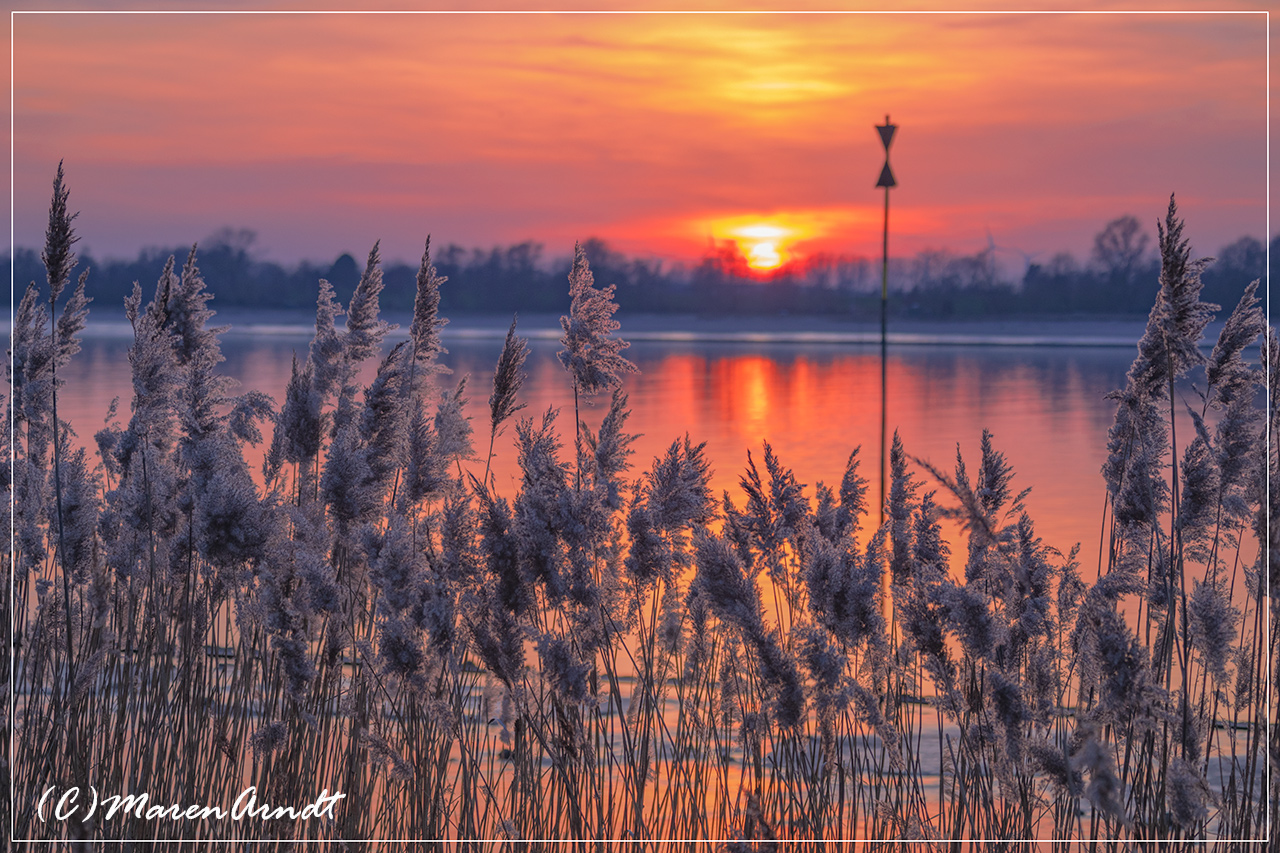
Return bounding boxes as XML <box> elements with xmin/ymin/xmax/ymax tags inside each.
<box><xmin>1092</xmin><ymin>214</ymin><xmax>1150</xmax><ymax>284</ymax></box>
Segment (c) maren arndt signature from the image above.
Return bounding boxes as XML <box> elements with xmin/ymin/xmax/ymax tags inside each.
<box><xmin>38</xmin><ymin>785</ymin><xmax>346</xmax><ymax>828</ymax></box>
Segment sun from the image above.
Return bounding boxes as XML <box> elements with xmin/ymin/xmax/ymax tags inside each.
<box><xmin>747</xmin><ymin>241</ymin><xmax>782</xmax><ymax>270</ymax></box>
<box><xmin>699</xmin><ymin>212</ymin><xmax>837</xmax><ymax>274</ymax></box>
<box><xmin>732</xmin><ymin>223</ymin><xmax>793</xmax><ymax>271</ymax></box>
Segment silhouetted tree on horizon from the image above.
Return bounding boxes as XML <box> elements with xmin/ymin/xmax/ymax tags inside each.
<box><xmin>4</xmin><ymin>220</ymin><xmax>1271</xmax><ymax>320</ymax></box>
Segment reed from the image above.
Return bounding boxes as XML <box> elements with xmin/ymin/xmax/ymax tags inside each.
<box><xmin>8</xmin><ymin>173</ymin><xmax>1272</xmax><ymax>850</ymax></box>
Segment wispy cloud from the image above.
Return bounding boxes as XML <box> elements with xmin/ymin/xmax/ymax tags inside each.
<box><xmin>11</xmin><ymin>8</ymin><xmax>1267</xmax><ymax>264</ymax></box>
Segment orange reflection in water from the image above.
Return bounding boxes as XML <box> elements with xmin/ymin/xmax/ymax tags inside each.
<box><xmin>56</xmin><ymin>330</ymin><xmax>1231</xmax><ymax>589</ymax></box>
<box><xmin>713</xmin><ymin>355</ymin><xmax>775</xmax><ymax>445</ymax></box>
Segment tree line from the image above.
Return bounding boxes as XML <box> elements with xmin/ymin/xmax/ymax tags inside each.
<box><xmin>5</xmin><ymin>216</ymin><xmax>1268</xmax><ymax>319</ymax></box>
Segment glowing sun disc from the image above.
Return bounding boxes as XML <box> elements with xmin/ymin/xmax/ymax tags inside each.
<box><xmin>747</xmin><ymin>241</ymin><xmax>783</xmax><ymax>270</ymax></box>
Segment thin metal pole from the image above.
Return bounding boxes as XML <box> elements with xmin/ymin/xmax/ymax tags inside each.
<box><xmin>880</xmin><ymin>184</ymin><xmax>889</xmax><ymax>528</ymax></box>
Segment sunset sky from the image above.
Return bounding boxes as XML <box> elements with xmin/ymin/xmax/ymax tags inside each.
<box><xmin>9</xmin><ymin>3</ymin><xmax>1271</xmax><ymax>275</ymax></box>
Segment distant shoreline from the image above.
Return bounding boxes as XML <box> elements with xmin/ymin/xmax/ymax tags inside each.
<box><xmin>14</xmin><ymin>309</ymin><xmax>1237</xmax><ymax>350</ymax></box>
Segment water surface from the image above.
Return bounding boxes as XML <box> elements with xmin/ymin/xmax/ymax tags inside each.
<box><xmin>53</xmin><ymin>314</ymin><xmax>1210</xmax><ymax>579</ymax></box>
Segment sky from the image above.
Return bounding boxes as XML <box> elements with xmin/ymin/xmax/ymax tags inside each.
<box><xmin>8</xmin><ymin>2</ymin><xmax>1272</xmax><ymax>275</ymax></box>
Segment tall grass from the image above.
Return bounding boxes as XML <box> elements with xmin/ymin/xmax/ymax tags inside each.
<box><xmin>7</xmin><ymin>175</ymin><xmax>1274</xmax><ymax>850</ymax></box>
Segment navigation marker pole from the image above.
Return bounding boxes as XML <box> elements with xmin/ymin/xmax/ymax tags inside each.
<box><xmin>876</xmin><ymin>115</ymin><xmax>897</xmax><ymax>528</ymax></box>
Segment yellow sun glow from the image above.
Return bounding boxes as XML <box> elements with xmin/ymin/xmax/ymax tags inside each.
<box><xmin>736</xmin><ymin>223</ymin><xmax>793</xmax><ymax>271</ymax></box>
<box><xmin>718</xmin><ymin>221</ymin><xmax>799</xmax><ymax>271</ymax></box>
<box><xmin>747</xmin><ymin>241</ymin><xmax>782</xmax><ymax>270</ymax></box>
<box><xmin>702</xmin><ymin>213</ymin><xmax>844</xmax><ymax>273</ymax></box>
